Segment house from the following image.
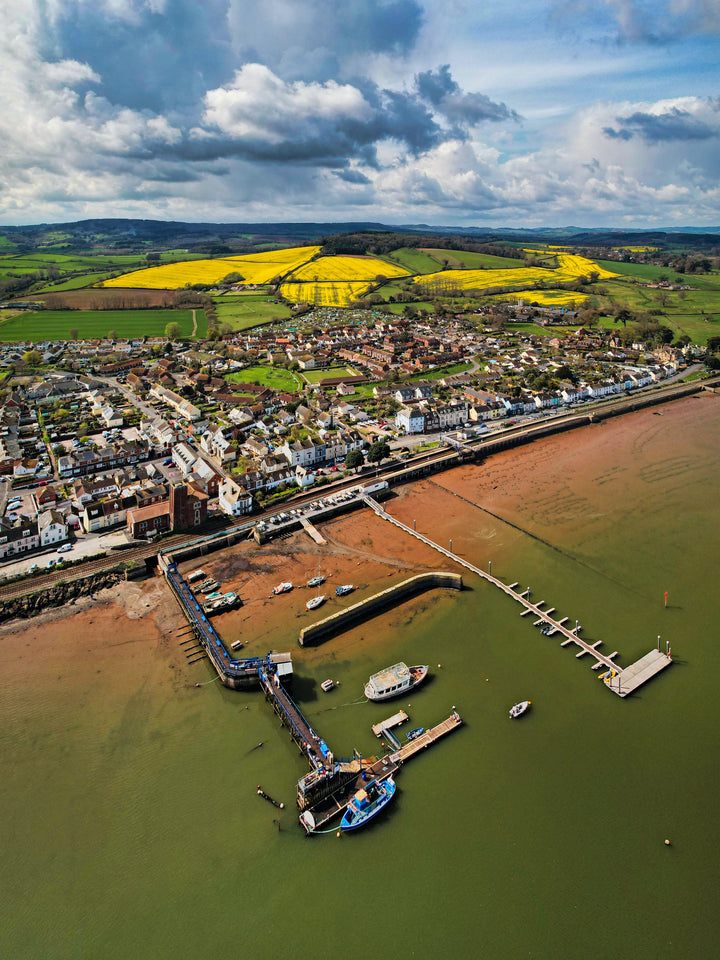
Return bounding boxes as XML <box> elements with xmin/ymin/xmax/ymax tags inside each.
<box><xmin>172</xmin><ymin>442</ymin><xmax>198</xmax><ymax>476</ymax></box>
<box><xmin>218</xmin><ymin>477</ymin><xmax>254</xmax><ymax>517</ymax></box>
<box><xmin>0</xmin><ymin>519</ymin><xmax>40</xmax><ymax>559</ymax></box>
<box><xmin>200</xmin><ymin>425</ymin><xmax>237</xmax><ymax>466</ymax></box>
<box><xmin>126</xmin><ymin>501</ymin><xmax>171</xmax><ymax>539</ymax></box>
<box><xmin>395</xmin><ymin>406</ymin><xmax>425</xmax><ymax>435</ymax></box>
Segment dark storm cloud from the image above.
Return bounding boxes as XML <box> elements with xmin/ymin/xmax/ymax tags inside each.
<box><xmin>334</xmin><ymin>169</ymin><xmax>372</xmax><ymax>184</ymax></box>
<box><xmin>603</xmin><ymin>102</ymin><xmax>720</xmax><ymax>142</ymax></box>
<box><xmin>414</xmin><ymin>66</ymin><xmax>519</xmax><ymax>130</ymax></box>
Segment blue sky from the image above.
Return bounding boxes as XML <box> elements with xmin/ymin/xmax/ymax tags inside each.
<box><xmin>1</xmin><ymin>0</ymin><xmax>718</xmax><ymax>227</ymax></box>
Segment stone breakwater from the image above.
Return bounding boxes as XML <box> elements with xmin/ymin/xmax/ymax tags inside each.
<box><xmin>0</xmin><ymin>570</ymin><xmax>126</xmax><ymax>623</ymax></box>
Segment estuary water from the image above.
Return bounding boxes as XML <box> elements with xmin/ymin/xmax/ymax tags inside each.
<box><xmin>2</xmin><ymin>395</ymin><xmax>719</xmax><ymax>960</ymax></box>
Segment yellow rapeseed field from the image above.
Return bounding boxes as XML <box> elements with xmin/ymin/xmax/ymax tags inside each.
<box><xmin>412</xmin><ymin>253</ymin><xmax>616</xmax><ymax>296</ymax></box>
<box><xmin>288</xmin><ymin>255</ymin><xmax>409</xmax><ymax>282</ymax></box>
<box><xmin>279</xmin><ymin>281</ymin><xmax>371</xmax><ymax>307</ymax></box>
<box><xmin>495</xmin><ymin>289</ymin><xmax>590</xmax><ymax>306</ymax></box>
<box><xmin>102</xmin><ymin>245</ymin><xmax>322</xmax><ymax>289</ymax></box>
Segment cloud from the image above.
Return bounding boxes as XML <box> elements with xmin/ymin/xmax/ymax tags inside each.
<box><xmin>415</xmin><ymin>65</ymin><xmax>519</xmax><ymax>128</ymax></box>
<box><xmin>602</xmin><ymin>97</ymin><xmax>720</xmax><ymax>142</ymax></box>
<box><xmin>551</xmin><ymin>0</ymin><xmax>720</xmax><ymax>44</ymax></box>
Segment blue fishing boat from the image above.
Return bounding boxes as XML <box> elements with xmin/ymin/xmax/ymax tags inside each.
<box><xmin>406</xmin><ymin>726</ymin><xmax>424</xmax><ymax>741</ymax></box>
<box><xmin>340</xmin><ymin>778</ymin><xmax>396</xmax><ymax>832</ymax></box>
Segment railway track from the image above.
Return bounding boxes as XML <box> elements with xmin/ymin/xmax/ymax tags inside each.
<box><xmin>2</xmin><ymin>375</ymin><xmax>715</xmax><ymax>606</ymax></box>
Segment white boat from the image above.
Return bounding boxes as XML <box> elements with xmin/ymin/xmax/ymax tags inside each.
<box><xmin>336</xmin><ymin>584</ymin><xmax>354</xmax><ymax>597</ymax></box>
<box><xmin>306</xmin><ymin>594</ymin><xmax>326</xmax><ymax>611</ymax></box>
<box><xmin>320</xmin><ymin>679</ymin><xmax>334</xmax><ymax>692</ymax></box>
<box><xmin>307</xmin><ymin>574</ymin><xmax>326</xmax><ymax>588</ymax></box>
<box><xmin>364</xmin><ymin>662</ymin><xmax>428</xmax><ymax>702</ymax></box>
<box><xmin>273</xmin><ymin>581</ymin><xmax>293</xmax><ymax>595</ymax></box>
<box><xmin>509</xmin><ymin>700</ymin><xmax>531</xmax><ymax>719</ymax></box>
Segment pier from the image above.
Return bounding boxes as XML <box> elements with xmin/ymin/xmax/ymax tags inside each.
<box><xmin>362</xmin><ymin>496</ymin><xmax>672</xmax><ymax>697</ymax></box>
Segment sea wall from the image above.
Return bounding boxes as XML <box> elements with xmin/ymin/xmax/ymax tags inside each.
<box><xmin>298</xmin><ymin>571</ymin><xmax>463</xmax><ymax>646</ymax></box>
<box><xmin>0</xmin><ymin>570</ymin><xmax>126</xmax><ymax>623</ymax></box>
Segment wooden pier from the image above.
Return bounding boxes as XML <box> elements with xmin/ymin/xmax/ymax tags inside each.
<box><xmin>372</xmin><ymin>710</ymin><xmax>409</xmax><ymax>739</ymax></box>
<box><xmin>362</xmin><ymin>495</ymin><xmax>673</xmax><ymax>698</ymax></box>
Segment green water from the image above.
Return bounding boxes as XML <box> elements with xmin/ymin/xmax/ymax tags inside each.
<box><xmin>3</xmin><ymin>401</ymin><xmax>720</xmax><ymax>959</ymax></box>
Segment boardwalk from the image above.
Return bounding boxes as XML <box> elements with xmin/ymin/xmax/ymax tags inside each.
<box><xmin>362</xmin><ymin>496</ymin><xmax>672</xmax><ymax>697</ymax></box>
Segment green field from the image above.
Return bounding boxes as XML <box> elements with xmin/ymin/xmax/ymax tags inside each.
<box><xmin>386</xmin><ymin>248</ymin><xmax>444</xmax><ymax>274</ymax></box>
<box><xmin>226</xmin><ymin>365</ymin><xmax>301</xmax><ymax>391</ymax></box>
<box><xmin>301</xmin><ymin>365</ymin><xmax>358</xmax><ymax>383</ymax></box>
<box><xmin>0</xmin><ymin>309</ymin><xmax>196</xmax><ymax>342</ymax></box>
<box><xmin>420</xmin><ymin>248</ymin><xmax>525</xmax><ymax>270</ymax></box>
<box><xmin>34</xmin><ymin>272</ymin><xmax>117</xmax><ymax>292</ymax></box>
<box><xmin>214</xmin><ymin>295</ymin><xmax>293</xmax><ymax>330</ymax></box>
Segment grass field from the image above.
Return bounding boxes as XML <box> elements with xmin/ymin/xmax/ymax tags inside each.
<box><xmin>419</xmin><ymin>248</ymin><xmax>525</xmax><ymax>270</ymax></box>
<box><xmin>301</xmin><ymin>365</ymin><xmax>359</xmax><ymax>383</ymax></box>
<box><xmin>226</xmin><ymin>366</ymin><xmax>300</xmax><ymax>391</ymax></box>
<box><xmin>386</xmin><ymin>248</ymin><xmax>444</xmax><ymax>274</ymax></box>
<box><xmin>0</xmin><ymin>309</ymin><xmax>195</xmax><ymax>342</ymax></box>
<box><xmin>214</xmin><ymin>297</ymin><xmax>293</xmax><ymax>330</ymax></box>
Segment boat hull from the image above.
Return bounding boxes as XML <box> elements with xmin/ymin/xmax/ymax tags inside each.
<box><xmin>340</xmin><ymin>778</ymin><xmax>396</xmax><ymax>831</ymax></box>
<box><xmin>364</xmin><ymin>664</ymin><xmax>428</xmax><ymax>702</ymax></box>
<box><xmin>509</xmin><ymin>700</ymin><xmax>531</xmax><ymax>718</ymax></box>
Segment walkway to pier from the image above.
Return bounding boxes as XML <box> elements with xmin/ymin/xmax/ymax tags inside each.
<box><xmin>362</xmin><ymin>496</ymin><xmax>672</xmax><ymax>697</ymax></box>
<box><xmin>257</xmin><ymin>666</ymin><xmax>331</xmax><ymax>770</ymax></box>
<box><xmin>300</xmin><ymin>517</ymin><xmax>327</xmax><ymax>545</ymax></box>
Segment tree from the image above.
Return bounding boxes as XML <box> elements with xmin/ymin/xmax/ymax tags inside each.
<box><xmin>69</xmin><ymin>328</ymin><xmax>79</xmax><ymax>340</ymax></box>
<box><xmin>165</xmin><ymin>321</ymin><xmax>182</xmax><ymax>340</ymax></box>
<box><xmin>367</xmin><ymin>440</ymin><xmax>390</xmax><ymax>463</ymax></box>
<box><xmin>22</xmin><ymin>349</ymin><xmax>42</xmax><ymax>366</ymax></box>
<box><xmin>346</xmin><ymin>449</ymin><xmax>365</xmax><ymax>472</ymax></box>
<box><xmin>107</xmin><ymin>330</ymin><xmax>118</xmax><ymax>340</ymax></box>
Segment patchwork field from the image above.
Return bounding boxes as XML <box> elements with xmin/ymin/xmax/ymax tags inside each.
<box><xmin>102</xmin><ymin>246</ymin><xmax>322</xmax><ymax>288</ymax></box>
<box><xmin>0</xmin><ymin>309</ymin><xmax>196</xmax><ymax>342</ymax></box>
<box><xmin>214</xmin><ymin>296</ymin><xmax>293</xmax><ymax>330</ymax></box>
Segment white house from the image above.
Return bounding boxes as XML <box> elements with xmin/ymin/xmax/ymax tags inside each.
<box><xmin>218</xmin><ymin>477</ymin><xmax>254</xmax><ymax>517</ymax></box>
<box><xmin>38</xmin><ymin>509</ymin><xmax>67</xmax><ymax>546</ymax></box>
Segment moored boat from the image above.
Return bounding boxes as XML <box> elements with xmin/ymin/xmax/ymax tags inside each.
<box><xmin>320</xmin><ymin>679</ymin><xmax>334</xmax><ymax>692</ymax></box>
<box><xmin>509</xmin><ymin>700</ymin><xmax>531</xmax><ymax>719</ymax></box>
<box><xmin>273</xmin><ymin>581</ymin><xmax>293</xmax><ymax>595</ymax></box>
<box><xmin>306</xmin><ymin>594</ymin><xmax>326</xmax><ymax>611</ymax></box>
<box><xmin>340</xmin><ymin>777</ymin><xmax>396</xmax><ymax>832</ymax></box>
<box><xmin>364</xmin><ymin>662</ymin><xmax>428</xmax><ymax>702</ymax></box>
<box><xmin>307</xmin><ymin>574</ymin><xmax>326</xmax><ymax>588</ymax></box>
<box><xmin>336</xmin><ymin>584</ymin><xmax>354</xmax><ymax>596</ymax></box>
<box><xmin>406</xmin><ymin>726</ymin><xmax>424</xmax><ymax>741</ymax></box>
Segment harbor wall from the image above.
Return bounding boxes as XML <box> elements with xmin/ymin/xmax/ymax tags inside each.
<box><xmin>298</xmin><ymin>571</ymin><xmax>463</xmax><ymax>647</ymax></box>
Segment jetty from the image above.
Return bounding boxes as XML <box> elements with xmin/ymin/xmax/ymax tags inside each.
<box><xmin>361</xmin><ymin>495</ymin><xmax>672</xmax><ymax>697</ymax></box>
<box><xmin>159</xmin><ymin>556</ymin><xmax>462</xmax><ymax>833</ymax></box>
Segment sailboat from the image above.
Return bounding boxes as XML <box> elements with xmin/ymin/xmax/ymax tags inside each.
<box><xmin>306</xmin><ymin>561</ymin><xmax>327</xmax><ymax>609</ymax></box>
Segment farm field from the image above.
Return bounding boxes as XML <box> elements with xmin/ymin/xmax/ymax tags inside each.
<box><xmin>385</xmin><ymin>247</ymin><xmax>444</xmax><ymax>274</ymax></box>
<box><xmin>279</xmin><ymin>280</ymin><xmax>371</xmax><ymax>306</ymax></box>
<box><xmin>495</xmin><ymin>289</ymin><xmax>590</xmax><ymax>306</ymax></box>
<box><xmin>419</xmin><ymin>248</ymin><xmax>525</xmax><ymax>270</ymax></box>
<box><xmin>225</xmin><ymin>366</ymin><xmax>300</xmax><ymax>391</ymax></box>
<box><xmin>0</xmin><ymin>309</ymin><xmax>195</xmax><ymax>342</ymax></box>
<box><xmin>412</xmin><ymin>253</ymin><xmax>617</xmax><ymax>296</ymax></box>
<box><xmin>214</xmin><ymin>296</ymin><xmax>293</xmax><ymax>330</ymax></box>
<box><xmin>288</xmin><ymin>255</ymin><xmax>409</xmax><ymax>282</ymax></box>
<box><xmin>103</xmin><ymin>245</ymin><xmax>321</xmax><ymax>288</ymax></box>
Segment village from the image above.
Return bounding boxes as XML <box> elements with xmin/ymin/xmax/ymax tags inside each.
<box><xmin>0</xmin><ymin>304</ymin><xmax>701</xmax><ymax>575</ymax></box>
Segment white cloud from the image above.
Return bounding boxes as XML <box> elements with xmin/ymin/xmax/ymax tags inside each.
<box><xmin>202</xmin><ymin>64</ymin><xmax>373</xmax><ymax>144</ymax></box>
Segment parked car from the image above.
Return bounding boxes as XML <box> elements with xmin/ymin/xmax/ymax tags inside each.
<box><xmin>58</xmin><ymin>543</ymin><xmax>73</xmax><ymax>553</ymax></box>
<box><xmin>163</xmin><ymin>458</ymin><xmax>173</xmax><ymax>466</ymax></box>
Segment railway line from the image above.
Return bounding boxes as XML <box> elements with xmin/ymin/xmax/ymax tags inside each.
<box><xmin>1</xmin><ymin>375</ymin><xmax>715</xmax><ymax>606</ymax></box>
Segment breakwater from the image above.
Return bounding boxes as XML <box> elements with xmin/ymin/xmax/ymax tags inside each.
<box><xmin>0</xmin><ymin>568</ymin><xmax>132</xmax><ymax>623</ymax></box>
<box><xmin>298</xmin><ymin>571</ymin><xmax>463</xmax><ymax>646</ymax></box>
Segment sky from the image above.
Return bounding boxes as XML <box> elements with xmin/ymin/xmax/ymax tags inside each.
<box><xmin>1</xmin><ymin>0</ymin><xmax>719</xmax><ymax>229</ymax></box>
